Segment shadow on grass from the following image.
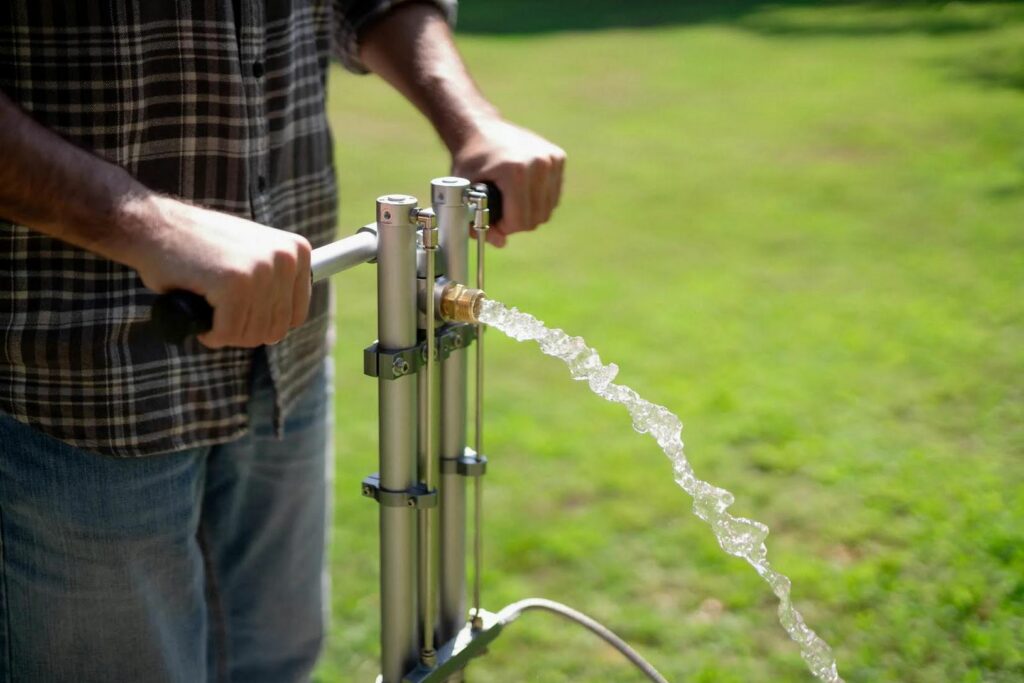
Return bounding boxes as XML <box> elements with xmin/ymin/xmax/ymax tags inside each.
<box><xmin>456</xmin><ymin>0</ymin><xmax>1012</xmax><ymax>37</ymax></box>
<box><xmin>459</xmin><ymin>0</ymin><xmax>1024</xmax><ymax>118</ymax></box>
<box><xmin>943</xmin><ymin>43</ymin><xmax>1024</xmax><ymax>93</ymax></box>
<box><xmin>988</xmin><ymin>182</ymin><xmax>1024</xmax><ymax>200</ymax></box>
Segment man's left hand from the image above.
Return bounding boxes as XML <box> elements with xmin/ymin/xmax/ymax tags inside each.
<box><xmin>452</xmin><ymin>118</ymin><xmax>566</xmax><ymax>247</ymax></box>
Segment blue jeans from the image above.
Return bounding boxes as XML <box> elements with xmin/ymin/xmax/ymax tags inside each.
<box><xmin>0</xmin><ymin>353</ymin><xmax>331</xmax><ymax>683</ymax></box>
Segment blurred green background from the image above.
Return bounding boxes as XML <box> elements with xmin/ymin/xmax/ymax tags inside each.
<box><xmin>316</xmin><ymin>2</ymin><xmax>1024</xmax><ymax>681</ymax></box>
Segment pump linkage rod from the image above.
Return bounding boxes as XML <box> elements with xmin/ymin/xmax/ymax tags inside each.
<box><xmin>466</xmin><ymin>184</ymin><xmax>490</xmax><ymax>631</ymax></box>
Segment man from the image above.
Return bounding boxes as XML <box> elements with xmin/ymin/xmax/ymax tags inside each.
<box><xmin>0</xmin><ymin>1</ymin><xmax>564</xmax><ymax>681</ymax></box>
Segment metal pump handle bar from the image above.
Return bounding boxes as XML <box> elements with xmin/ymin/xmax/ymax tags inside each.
<box><xmin>149</xmin><ymin>184</ymin><xmax>501</xmax><ymax>344</ymax></box>
<box><xmin>149</xmin><ymin>226</ymin><xmax>378</xmax><ymax>343</ymax></box>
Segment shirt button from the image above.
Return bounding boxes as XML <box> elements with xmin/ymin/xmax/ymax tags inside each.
<box><xmin>252</xmin><ymin>60</ymin><xmax>264</xmax><ymax>78</ymax></box>
<box><xmin>257</xmin><ymin>175</ymin><xmax>267</xmax><ymax>193</ymax></box>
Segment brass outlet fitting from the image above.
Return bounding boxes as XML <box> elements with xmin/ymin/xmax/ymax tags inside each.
<box><xmin>439</xmin><ymin>282</ymin><xmax>485</xmax><ymax>324</ymax></box>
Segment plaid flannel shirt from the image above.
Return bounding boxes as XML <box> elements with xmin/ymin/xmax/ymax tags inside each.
<box><xmin>0</xmin><ymin>0</ymin><xmax>457</xmax><ymax>457</ymax></box>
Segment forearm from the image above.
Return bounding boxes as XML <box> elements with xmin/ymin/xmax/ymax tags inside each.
<box><xmin>0</xmin><ymin>90</ymin><xmax>154</xmax><ymax>267</ymax></box>
<box><xmin>0</xmin><ymin>90</ymin><xmax>311</xmax><ymax>348</ymax></box>
<box><xmin>357</xmin><ymin>3</ymin><xmax>497</xmax><ymax>153</ymax></box>
<box><xmin>358</xmin><ymin>1</ymin><xmax>566</xmax><ymax>243</ymax></box>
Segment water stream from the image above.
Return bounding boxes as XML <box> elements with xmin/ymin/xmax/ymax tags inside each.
<box><xmin>479</xmin><ymin>299</ymin><xmax>843</xmax><ymax>683</ymax></box>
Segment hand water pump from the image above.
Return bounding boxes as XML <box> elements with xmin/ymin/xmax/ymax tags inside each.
<box><xmin>153</xmin><ymin>177</ymin><xmax>668</xmax><ymax>683</ymax></box>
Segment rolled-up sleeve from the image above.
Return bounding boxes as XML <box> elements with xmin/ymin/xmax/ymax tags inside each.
<box><xmin>333</xmin><ymin>0</ymin><xmax>458</xmax><ymax>74</ymax></box>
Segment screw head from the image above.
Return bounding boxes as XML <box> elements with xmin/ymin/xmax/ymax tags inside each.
<box><xmin>406</xmin><ymin>499</ymin><xmax>416</xmax><ymax>507</ymax></box>
<box><xmin>392</xmin><ymin>357</ymin><xmax>410</xmax><ymax>377</ymax></box>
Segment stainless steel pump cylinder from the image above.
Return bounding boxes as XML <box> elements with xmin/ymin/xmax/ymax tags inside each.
<box><xmin>376</xmin><ymin>194</ymin><xmax>421</xmax><ymax>683</ymax></box>
<box><xmin>432</xmin><ymin>177</ymin><xmax>472</xmax><ymax>644</ymax></box>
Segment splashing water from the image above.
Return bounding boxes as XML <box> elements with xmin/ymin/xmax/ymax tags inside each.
<box><xmin>479</xmin><ymin>299</ymin><xmax>843</xmax><ymax>683</ymax></box>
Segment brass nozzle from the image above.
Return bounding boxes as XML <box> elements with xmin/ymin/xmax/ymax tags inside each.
<box><xmin>439</xmin><ymin>282</ymin><xmax>485</xmax><ymax>324</ymax></box>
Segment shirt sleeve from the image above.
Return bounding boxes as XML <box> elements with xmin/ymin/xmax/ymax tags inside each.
<box><xmin>332</xmin><ymin>0</ymin><xmax>458</xmax><ymax>74</ymax></box>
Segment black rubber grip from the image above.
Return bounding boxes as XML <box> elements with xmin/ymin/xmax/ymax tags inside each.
<box><xmin>483</xmin><ymin>181</ymin><xmax>503</xmax><ymax>226</ymax></box>
<box><xmin>151</xmin><ymin>290</ymin><xmax>214</xmax><ymax>343</ymax></box>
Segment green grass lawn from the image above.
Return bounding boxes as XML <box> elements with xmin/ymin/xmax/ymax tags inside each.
<box><xmin>316</xmin><ymin>2</ymin><xmax>1024</xmax><ymax>681</ymax></box>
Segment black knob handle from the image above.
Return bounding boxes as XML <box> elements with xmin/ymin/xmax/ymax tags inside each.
<box><xmin>151</xmin><ymin>290</ymin><xmax>214</xmax><ymax>343</ymax></box>
<box><xmin>483</xmin><ymin>181</ymin><xmax>503</xmax><ymax>226</ymax></box>
<box><xmin>472</xmin><ymin>181</ymin><xmax>504</xmax><ymax>227</ymax></box>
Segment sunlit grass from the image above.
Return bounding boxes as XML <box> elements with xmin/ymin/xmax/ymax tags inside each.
<box><xmin>317</xmin><ymin>3</ymin><xmax>1024</xmax><ymax>681</ymax></box>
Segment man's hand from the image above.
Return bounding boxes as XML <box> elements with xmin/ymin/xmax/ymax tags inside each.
<box><xmin>358</xmin><ymin>4</ymin><xmax>566</xmax><ymax>248</ymax></box>
<box><xmin>120</xmin><ymin>195</ymin><xmax>313</xmax><ymax>349</ymax></box>
<box><xmin>0</xmin><ymin>92</ymin><xmax>312</xmax><ymax>349</ymax></box>
<box><xmin>452</xmin><ymin>119</ymin><xmax>565</xmax><ymax>247</ymax></box>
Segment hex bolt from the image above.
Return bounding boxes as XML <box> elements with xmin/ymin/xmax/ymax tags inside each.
<box><xmin>392</xmin><ymin>357</ymin><xmax>410</xmax><ymax>377</ymax></box>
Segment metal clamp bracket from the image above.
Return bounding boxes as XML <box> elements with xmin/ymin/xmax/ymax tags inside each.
<box><xmin>364</xmin><ymin>325</ymin><xmax>477</xmax><ymax>380</ymax></box>
<box><xmin>438</xmin><ymin>324</ymin><xmax>477</xmax><ymax>357</ymax></box>
<box><xmin>441</xmin><ymin>447</ymin><xmax>488</xmax><ymax>477</ymax></box>
<box><xmin>364</xmin><ymin>342</ymin><xmax>423</xmax><ymax>380</ymax></box>
<box><xmin>362</xmin><ymin>473</ymin><xmax>438</xmax><ymax>509</ymax></box>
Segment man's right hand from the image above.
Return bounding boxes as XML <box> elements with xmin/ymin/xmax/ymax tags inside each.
<box><xmin>117</xmin><ymin>194</ymin><xmax>313</xmax><ymax>349</ymax></box>
<box><xmin>0</xmin><ymin>92</ymin><xmax>312</xmax><ymax>350</ymax></box>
